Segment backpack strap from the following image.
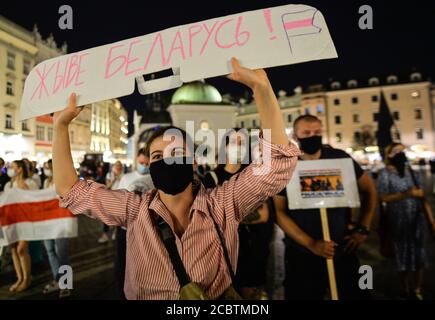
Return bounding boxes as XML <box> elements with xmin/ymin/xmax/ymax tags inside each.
<box><xmin>154</xmin><ymin>214</ymin><xmax>190</xmax><ymax>287</ymax></box>
<box><xmin>209</xmin><ymin>171</ymin><xmax>219</xmax><ymax>186</ymax></box>
<box><xmin>205</xmin><ymin>202</ymin><xmax>238</xmax><ymax>290</ymax></box>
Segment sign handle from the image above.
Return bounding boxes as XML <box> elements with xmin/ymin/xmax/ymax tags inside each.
<box><xmin>319</xmin><ymin>207</ymin><xmax>339</xmax><ymax>300</ymax></box>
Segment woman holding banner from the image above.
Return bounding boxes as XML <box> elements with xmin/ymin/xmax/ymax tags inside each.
<box><xmin>51</xmin><ymin>58</ymin><xmax>300</xmax><ymax>299</ymax></box>
<box><xmin>378</xmin><ymin>143</ymin><xmax>435</xmax><ymax>300</ymax></box>
<box><xmin>4</xmin><ymin>160</ymin><xmax>38</xmax><ymax>292</ymax></box>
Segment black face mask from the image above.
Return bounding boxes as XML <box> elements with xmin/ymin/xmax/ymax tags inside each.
<box><xmin>149</xmin><ymin>156</ymin><xmax>194</xmax><ymax>195</ymax></box>
<box><xmin>389</xmin><ymin>152</ymin><xmax>407</xmax><ymax>177</ymax></box>
<box><xmin>298</xmin><ymin>135</ymin><xmax>322</xmax><ymax>154</ymax></box>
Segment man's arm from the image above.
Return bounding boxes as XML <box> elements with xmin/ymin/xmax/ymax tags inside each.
<box><xmin>344</xmin><ymin>172</ymin><xmax>377</xmax><ymax>252</ymax></box>
<box><xmin>273</xmin><ymin>194</ymin><xmax>336</xmax><ymax>258</ymax></box>
<box><xmin>356</xmin><ymin>172</ymin><xmax>377</xmax><ymax>229</ymax></box>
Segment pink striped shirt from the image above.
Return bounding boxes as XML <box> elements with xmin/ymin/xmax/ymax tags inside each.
<box><xmin>60</xmin><ymin>138</ymin><xmax>299</xmax><ymax>299</ymax></box>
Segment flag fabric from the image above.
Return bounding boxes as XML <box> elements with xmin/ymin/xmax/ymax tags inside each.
<box><xmin>376</xmin><ymin>90</ymin><xmax>394</xmax><ymax>158</ymax></box>
<box><xmin>0</xmin><ymin>187</ymin><xmax>77</xmax><ymax>246</ymax></box>
<box><xmin>282</xmin><ymin>9</ymin><xmax>322</xmax><ymax>38</ymax></box>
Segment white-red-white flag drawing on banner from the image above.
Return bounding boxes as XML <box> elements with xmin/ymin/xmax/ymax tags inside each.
<box><xmin>0</xmin><ymin>187</ymin><xmax>77</xmax><ymax>246</ymax></box>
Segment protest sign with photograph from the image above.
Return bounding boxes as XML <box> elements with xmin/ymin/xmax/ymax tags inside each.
<box><xmin>286</xmin><ymin>158</ymin><xmax>360</xmax><ymax>210</ymax></box>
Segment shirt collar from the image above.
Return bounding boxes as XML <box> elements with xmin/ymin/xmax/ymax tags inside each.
<box><xmin>148</xmin><ymin>180</ymin><xmax>210</xmax><ymax>222</ymax></box>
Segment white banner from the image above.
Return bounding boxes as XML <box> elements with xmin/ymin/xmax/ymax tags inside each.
<box><xmin>20</xmin><ymin>4</ymin><xmax>337</xmax><ymax>120</ymax></box>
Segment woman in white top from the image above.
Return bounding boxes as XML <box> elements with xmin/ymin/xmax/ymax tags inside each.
<box><xmin>4</xmin><ymin>160</ymin><xmax>38</xmax><ymax>292</ymax></box>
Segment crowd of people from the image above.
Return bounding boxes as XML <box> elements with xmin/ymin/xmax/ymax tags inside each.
<box><xmin>1</xmin><ymin>59</ymin><xmax>435</xmax><ymax>300</ymax></box>
<box><xmin>0</xmin><ymin>158</ymin><xmax>71</xmax><ymax>298</ymax></box>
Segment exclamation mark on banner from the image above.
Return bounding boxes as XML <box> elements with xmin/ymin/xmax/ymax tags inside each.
<box><xmin>263</xmin><ymin>9</ymin><xmax>277</xmax><ymax>40</ymax></box>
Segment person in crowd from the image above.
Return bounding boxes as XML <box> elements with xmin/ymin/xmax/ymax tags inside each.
<box><xmin>51</xmin><ymin>58</ymin><xmax>299</xmax><ymax>299</ymax></box>
<box><xmin>97</xmin><ymin>161</ymin><xmax>124</xmax><ymax>244</ymax></box>
<box><xmin>429</xmin><ymin>157</ymin><xmax>435</xmax><ymax>195</ymax></box>
<box><xmin>22</xmin><ymin>158</ymin><xmax>41</xmax><ymax>189</ymax></box>
<box><xmin>273</xmin><ymin>114</ymin><xmax>377</xmax><ymax>300</ymax></box>
<box><xmin>195</xmin><ymin>153</ymin><xmax>211</xmax><ymax>180</ymax></box>
<box><xmin>4</xmin><ymin>160</ymin><xmax>39</xmax><ymax>292</ymax></box>
<box><xmin>203</xmin><ymin>129</ymin><xmax>274</xmax><ymax>299</ymax></box>
<box><xmin>0</xmin><ymin>157</ymin><xmax>10</xmax><ymax>192</ymax></box>
<box><xmin>112</xmin><ymin>149</ymin><xmax>154</xmax><ymax>299</ymax></box>
<box><xmin>96</xmin><ymin>161</ymin><xmax>107</xmax><ymax>184</ymax></box>
<box><xmin>377</xmin><ymin>143</ymin><xmax>435</xmax><ymax>300</ymax></box>
<box><xmin>40</xmin><ymin>159</ymin><xmax>71</xmax><ymax>298</ymax></box>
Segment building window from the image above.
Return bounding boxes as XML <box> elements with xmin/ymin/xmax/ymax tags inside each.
<box><xmin>287</xmin><ymin>114</ymin><xmax>292</xmax><ymax>123</ymax></box>
<box><xmin>316</xmin><ymin>105</ymin><xmax>324</xmax><ymax>114</ymax></box>
<box><xmin>368</xmin><ymin>77</ymin><xmax>379</xmax><ymax>86</ymax></box>
<box><xmin>410</xmin><ymin>72</ymin><xmax>422</xmax><ymax>82</ymax></box>
<box><xmin>416</xmin><ymin>128</ymin><xmax>424</xmax><ymax>140</ymax></box>
<box><xmin>5</xmin><ymin>114</ymin><xmax>13</xmax><ymax>129</ymax></box>
<box><xmin>240</xmin><ymin>121</ymin><xmax>244</xmax><ymax>128</ymax></box>
<box><xmin>334</xmin><ymin>98</ymin><xmax>340</xmax><ymax>106</ymax></box>
<box><xmin>353</xmin><ymin>114</ymin><xmax>360</xmax><ymax>123</ymax></box>
<box><xmin>347</xmin><ymin>80</ymin><xmax>358</xmax><ymax>88</ymax></box>
<box><xmin>387</xmin><ymin>75</ymin><xmax>398</xmax><ymax>84</ymax></box>
<box><xmin>252</xmin><ymin>119</ymin><xmax>257</xmax><ymax>127</ymax></box>
<box><xmin>411</xmin><ymin>91</ymin><xmax>420</xmax><ymax>99</ymax></box>
<box><xmin>36</xmin><ymin>125</ymin><xmax>45</xmax><ymax>141</ymax></box>
<box><xmin>394</xmin><ymin>130</ymin><xmax>401</xmax><ymax>141</ymax></box>
<box><xmin>391</xmin><ymin>93</ymin><xmax>398</xmax><ymax>100</ymax></box>
<box><xmin>335</xmin><ymin>133</ymin><xmax>342</xmax><ymax>143</ymax></box>
<box><xmin>354</xmin><ymin>131</ymin><xmax>361</xmax><ymax>142</ymax></box>
<box><xmin>335</xmin><ymin>115</ymin><xmax>341</xmax><ymax>124</ymax></box>
<box><xmin>371</xmin><ymin>95</ymin><xmax>378</xmax><ymax>102</ymax></box>
<box><xmin>6</xmin><ymin>80</ymin><xmax>14</xmax><ymax>96</ymax></box>
<box><xmin>331</xmin><ymin>81</ymin><xmax>341</xmax><ymax>90</ymax></box>
<box><xmin>414</xmin><ymin>109</ymin><xmax>423</xmax><ymax>120</ymax></box>
<box><xmin>373</xmin><ymin>113</ymin><xmax>379</xmax><ymax>121</ymax></box>
<box><xmin>393</xmin><ymin>111</ymin><xmax>400</xmax><ymax>121</ymax></box>
<box><xmin>352</xmin><ymin>97</ymin><xmax>358</xmax><ymax>104</ymax></box>
<box><xmin>7</xmin><ymin>52</ymin><xmax>15</xmax><ymax>70</ymax></box>
<box><xmin>21</xmin><ymin>121</ymin><xmax>29</xmax><ymax>131</ymax></box>
<box><xmin>48</xmin><ymin>127</ymin><xmax>53</xmax><ymax>142</ymax></box>
<box><xmin>23</xmin><ymin>60</ymin><xmax>31</xmax><ymax>74</ymax></box>
<box><xmin>304</xmin><ymin>108</ymin><xmax>310</xmax><ymax>115</ymax></box>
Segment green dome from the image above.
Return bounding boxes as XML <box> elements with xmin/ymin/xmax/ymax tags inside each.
<box><xmin>171</xmin><ymin>81</ymin><xmax>222</xmax><ymax>104</ymax></box>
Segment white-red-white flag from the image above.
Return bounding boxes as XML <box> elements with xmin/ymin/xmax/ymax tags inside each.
<box><xmin>0</xmin><ymin>187</ymin><xmax>77</xmax><ymax>246</ymax></box>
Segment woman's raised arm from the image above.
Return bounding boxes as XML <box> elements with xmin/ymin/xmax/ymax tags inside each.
<box><xmin>52</xmin><ymin>93</ymin><xmax>82</xmax><ymax>197</ymax></box>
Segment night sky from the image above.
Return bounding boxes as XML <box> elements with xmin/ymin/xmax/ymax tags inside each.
<box><xmin>3</xmin><ymin>0</ymin><xmax>435</xmax><ymax>130</ymax></box>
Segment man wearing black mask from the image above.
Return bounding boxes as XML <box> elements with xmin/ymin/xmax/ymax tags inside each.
<box><xmin>273</xmin><ymin>114</ymin><xmax>377</xmax><ymax>300</ymax></box>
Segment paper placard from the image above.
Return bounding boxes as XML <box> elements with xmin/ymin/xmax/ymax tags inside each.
<box><xmin>286</xmin><ymin>158</ymin><xmax>360</xmax><ymax>210</ymax></box>
<box><xmin>20</xmin><ymin>4</ymin><xmax>337</xmax><ymax>120</ymax></box>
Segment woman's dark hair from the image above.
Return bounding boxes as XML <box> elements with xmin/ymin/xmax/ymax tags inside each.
<box><xmin>13</xmin><ymin>160</ymin><xmax>30</xmax><ymax>179</ymax></box>
<box><xmin>384</xmin><ymin>143</ymin><xmax>404</xmax><ymax>165</ymax></box>
<box><xmin>137</xmin><ymin>147</ymin><xmax>147</xmax><ymax>157</ymax></box>
<box><xmin>145</xmin><ymin>126</ymin><xmax>194</xmax><ymax>157</ymax></box>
